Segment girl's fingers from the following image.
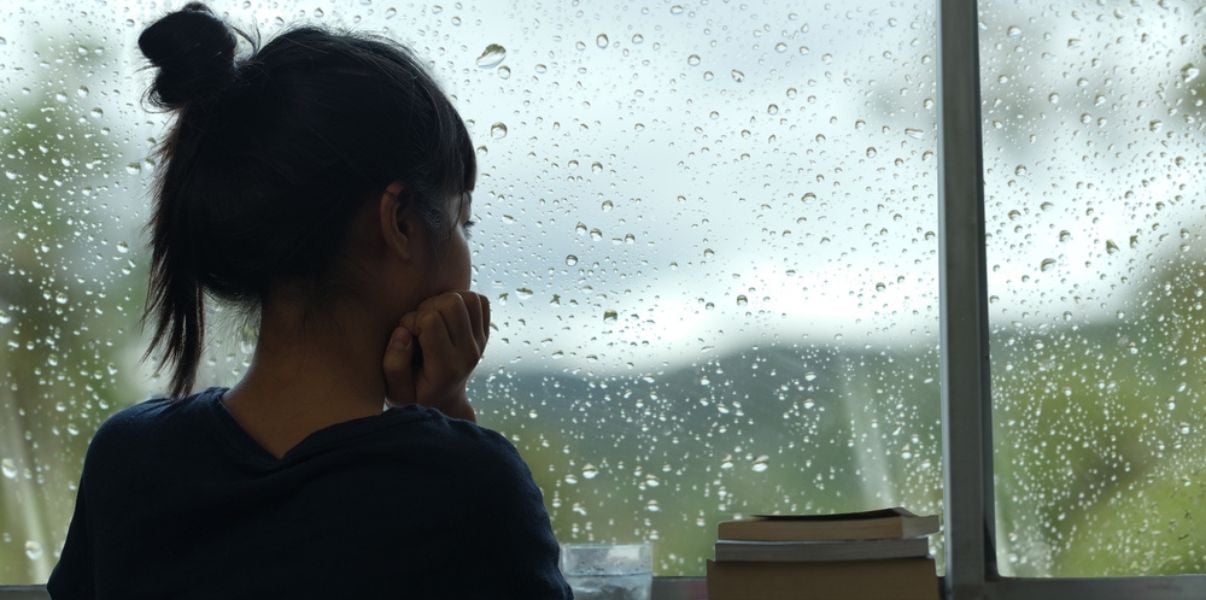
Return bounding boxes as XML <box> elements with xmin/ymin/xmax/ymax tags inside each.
<box><xmin>419</xmin><ymin>293</ymin><xmax>475</xmax><ymax>353</ymax></box>
<box><xmin>480</xmin><ymin>294</ymin><xmax>490</xmax><ymax>349</ymax></box>
<box><xmin>415</xmin><ymin>309</ymin><xmax>458</xmax><ymax>380</ymax></box>
<box><xmin>461</xmin><ymin>292</ymin><xmax>487</xmax><ymax>355</ymax></box>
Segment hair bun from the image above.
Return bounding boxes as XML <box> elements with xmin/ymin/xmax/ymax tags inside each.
<box><xmin>139</xmin><ymin>2</ymin><xmax>238</xmax><ymax>109</ymax></box>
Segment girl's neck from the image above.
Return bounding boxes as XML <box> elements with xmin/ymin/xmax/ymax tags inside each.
<box><xmin>219</xmin><ymin>297</ymin><xmax>393</xmax><ymax>455</ymax></box>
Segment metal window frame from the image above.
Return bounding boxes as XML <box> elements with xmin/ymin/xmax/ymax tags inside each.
<box><xmin>3</xmin><ymin>1</ymin><xmax>1205</xmax><ymax>599</ymax></box>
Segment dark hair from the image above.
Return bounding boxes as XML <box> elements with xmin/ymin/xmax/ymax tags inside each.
<box><xmin>136</xmin><ymin>2</ymin><xmax>476</xmax><ymax>399</ymax></box>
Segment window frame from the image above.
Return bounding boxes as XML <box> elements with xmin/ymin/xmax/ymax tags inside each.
<box><xmin>3</xmin><ymin>1</ymin><xmax>1204</xmax><ymax>598</ymax></box>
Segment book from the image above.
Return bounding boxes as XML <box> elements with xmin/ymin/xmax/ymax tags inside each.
<box><xmin>717</xmin><ymin>506</ymin><xmax>939</xmax><ymax>541</ymax></box>
<box><xmin>706</xmin><ymin>557</ymin><xmax>939</xmax><ymax>600</ymax></box>
<box><xmin>714</xmin><ymin>537</ymin><xmax>929</xmax><ymax>562</ymax></box>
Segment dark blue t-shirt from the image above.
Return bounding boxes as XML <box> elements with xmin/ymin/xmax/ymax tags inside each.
<box><xmin>46</xmin><ymin>386</ymin><xmax>573</xmax><ymax>599</ymax></box>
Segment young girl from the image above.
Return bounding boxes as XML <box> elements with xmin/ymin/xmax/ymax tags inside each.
<box><xmin>46</xmin><ymin>3</ymin><xmax>572</xmax><ymax>598</ymax></box>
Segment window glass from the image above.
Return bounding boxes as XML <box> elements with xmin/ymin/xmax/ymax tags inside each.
<box><xmin>0</xmin><ymin>0</ymin><xmax>939</xmax><ymax>582</ymax></box>
<box><xmin>981</xmin><ymin>0</ymin><xmax>1205</xmax><ymax>577</ymax></box>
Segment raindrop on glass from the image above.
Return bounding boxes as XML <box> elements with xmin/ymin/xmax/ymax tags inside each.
<box><xmin>475</xmin><ymin>44</ymin><xmax>507</xmax><ymax>68</ymax></box>
<box><xmin>24</xmin><ymin>540</ymin><xmax>42</xmax><ymax>561</ymax></box>
<box><xmin>490</xmin><ymin>122</ymin><xmax>508</xmax><ymax>139</ymax></box>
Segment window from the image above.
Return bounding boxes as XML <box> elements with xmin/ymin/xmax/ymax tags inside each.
<box><xmin>0</xmin><ymin>0</ymin><xmax>1201</xmax><ymax>597</ymax></box>
<box><xmin>0</xmin><ymin>0</ymin><xmax>943</xmax><ymax>585</ymax></box>
<box><xmin>980</xmin><ymin>0</ymin><xmax>1205</xmax><ymax>579</ymax></box>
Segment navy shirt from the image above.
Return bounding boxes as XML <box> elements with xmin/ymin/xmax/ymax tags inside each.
<box><xmin>47</xmin><ymin>386</ymin><xmax>573</xmax><ymax>600</ymax></box>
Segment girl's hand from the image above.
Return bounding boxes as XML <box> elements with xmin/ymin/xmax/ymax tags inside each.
<box><xmin>382</xmin><ymin>291</ymin><xmax>490</xmax><ymax>422</ymax></box>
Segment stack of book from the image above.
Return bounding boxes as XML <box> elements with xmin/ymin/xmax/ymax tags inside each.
<box><xmin>706</xmin><ymin>507</ymin><xmax>940</xmax><ymax>600</ymax></box>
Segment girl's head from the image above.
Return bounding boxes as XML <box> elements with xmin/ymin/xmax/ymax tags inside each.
<box><xmin>137</xmin><ymin>3</ymin><xmax>477</xmax><ymax>398</ymax></box>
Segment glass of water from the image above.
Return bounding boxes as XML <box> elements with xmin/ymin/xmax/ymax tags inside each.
<box><xmin>559</xmin><ymin>542</ymin><xmax>652</xmax><ymax>600</ymax></box>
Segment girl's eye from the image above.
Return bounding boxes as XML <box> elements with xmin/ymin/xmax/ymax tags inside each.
<box><xmin>462</xmin><ymin>219</ymin><xmax>476</xmax><ymax>237</ymax></box>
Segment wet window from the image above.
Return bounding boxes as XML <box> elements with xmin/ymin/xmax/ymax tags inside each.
<box><xmin>982</xmin><ymin>0</ymin><xmax>1205</xmax><ymax>577</ymax></box>
<box><xmin>0</xmin><ymin>1</ymin><xmax>944</xmax><ymax>582</ymax></box>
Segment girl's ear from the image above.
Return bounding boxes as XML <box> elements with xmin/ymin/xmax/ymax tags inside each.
<box><xmin>378</xmin><ymin>180</ymin><xmax>412</xmax><ymax>261</ymax></box>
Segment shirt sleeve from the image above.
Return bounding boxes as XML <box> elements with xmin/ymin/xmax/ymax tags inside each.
<box><xmin>46</xmin><ymin>461</ymin><xmax>95</xmax><ymax>599</ymax></box>
<box><xmin>473</xmin><ymin>429</ymin><xmax>574</xmax><ymax>600</ymax></box>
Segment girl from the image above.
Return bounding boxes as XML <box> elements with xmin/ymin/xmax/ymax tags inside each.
<box><xmin>46</xmin><ymin>3</ymin><xmax>571</xmax><ymax>598</ymax></box>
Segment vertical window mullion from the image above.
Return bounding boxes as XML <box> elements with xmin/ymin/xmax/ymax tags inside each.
<box><xmin>937</xmin><ymin>0</ymin><xmax>996</xmax><ymax>597</ymax></box>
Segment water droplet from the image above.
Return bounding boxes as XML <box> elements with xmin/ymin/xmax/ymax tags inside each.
<box><xmin>1059</xmin><ymin>230</ymin><xmax>1071</xmax><ymax>242</ymax></box>
<box><xmin>1148</xmin><ymin>120</ymin><xmax>1163</xmax><ymax>132</ymax></box>
<box><xmin>1007</xmin><ymin>209</ymin><xmax>1021</xmax><ymax>221</ymax></box>
<box><xmin>475</xmin><ymin>44</ymin><xmax>507</xmax><ymax>68</ymax></box>
<box><xmin>497</xmin><ymin>66</ymin><xmax>511</xmax><ymax>79</ymax></box>
<box><xmin>703</xmin><ymin>248</ymin><xmax>715</xmax><ymax>258</ymax></box>
<box><xmin>54</xmin><ymin>292</ymin><xmax>68</xmax><ymax>305</ymax></box>
<box><xmin>1040</xmin><ymin>258</ymin><xmax>1056</xmax><ymax>272</ymax></box>
<box><xmin>774</xmin><ymin>42</ymin><xmax>787</xmax><ymax>53</ymax></box>
<box><xmin>600</xmin><ymin>199</ymin><xmax>613</xmax><ymax>212</ymax></box>
<box><xmin>565</xmin><ymin>255</ymin><xmax>578</xmax><ymax>266</ymax></box>
<box><xmin>89</xmin><ymin>108</ymin><xmax>103</xmax><ymax>119</ymax></box>
<box><xmin>752</xmin><ymin>455</ymin><xmax>769</xmax><ymax>473</ymax></box>
<box><xmin>1105</xmin><ymin>240</ymin><xmax>1119</xmax><ymax>254</ymax></box>
<box><xmin>646</xmin><ymin>500</ymin><xmax>660</xmax><ymax>512</ymax></box>
<box><xmin>1007</xmin><ymin>25</ymin><xmax>1022</xmax><ymax>37</ymax></box>
<box><xmin>1014</xmin><ymin>165</ymin><xmax>1027</xmax><ymax>176</ymax></box>
<box><xmin>904</xmin><ymin>128</ymin><xmax>924</xmax><ymax>139</ymax></box>
<box><xmin>875</xmin><ymin>282</ymin><xmax>887</xmax><ymax>292</ymax></box>
<box><xmin>125</xmin><ymin>162</ymin><xmax>141</xmax><ymax>175</ymax></box>
<box><xmin>767</xmin><ymin>104</ymin><xmax>779</xmax><ymax>115</ymax></box>
<box><xmin>631</xmin><ymin>34</ymin><xmax>644</xmax><ymax>44</ymax></box>
<box><xmin>1</xmin><ymin>458</ymin><xmax>16</xmax><ymax>479</ymax></box>
<box><xmin>670</xmin><ymin>4</ymin><xmax>684</xmax><ymax>14</ymax></box>
<box><xmin>515</xmin><ymin>287</ymin><xmax>534</xmax><ymax>300</ymax></box>
<box><xmin>736</xmin><ymin>295</ymin><xmax>748</xmax><ymax>307</ymax></box>
<box><xmin>603</xmin><ymin>310</ymin><xmax>618</xmax><ymax>323</ymax></box>
<box><xmin>575</xmin><ymin>222</ymin><xmax>588</xmax><ymax>235</ymax></box>
<box><xmin>490</xmin><ymin>122</ymin><xmax>508</xmax><ymax>139</ymax></box>
<box><xmin>865</xmin><ymin>147</ymin><xmax>877</xmax><ymax>158</ymax></box>
<box><xmin>24</xmin><ymin>540</ymin><xmax>42</xmax><ymax>561</ymax></box>
<box><xmin>687</xmin><ymin>54</ymin><xmax>701</xmax><ymax>66</ymax></box>
<box><xmin>803</xmin><ymin>371</ymin><xmax>817</xmax><ymax>382</ymax></box>
<box><xmin>596</xmin><ymin>34</ymin><xmax>609</xmax><ymax>48</ymax></box>
<box><xmin>115</xmin><ymin>241</ymin><xmax>129</xmax><ymax>254</ymax></box>
<box><xmin>1048</xmin><ymin>92</ymin><xmax>1059</xmax><ymax>104</ymax></box>
<box><xmin>53</xmin><ymin>92</ymin><xmax>68</xmax><ymax>103</ymax></box>
<box><xmin>1181</xmin><ymin>64</ymin><xmax>1200</xmax><ymax>84</ymax></box>
<box><xmin>384</xmin><ymin>7</ymin><xmax>397</xmax><ymax>18</ymax></box>
<box><xmin>730</xmin><ymin>69</ymin><xmax>744</xmax><ymax>83</ymax></box>
<box><xmin>589</xmin><ymin>228</ymin><xmax>602</xmax><ymax>241</ymax></box>
<box><xmin>645</xmin><ymin>474</ymin><xmax>660</xmax><ymax>488</ymax></box>
<box><xmin>591</xmin><ymin>161</ymin><xmax>603</xmax><ymax>173</ymax></box>
<box><xmin>582</xmin><ymin>464</ymin><xmax>598</xmax><ymax>479</ymax></box>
